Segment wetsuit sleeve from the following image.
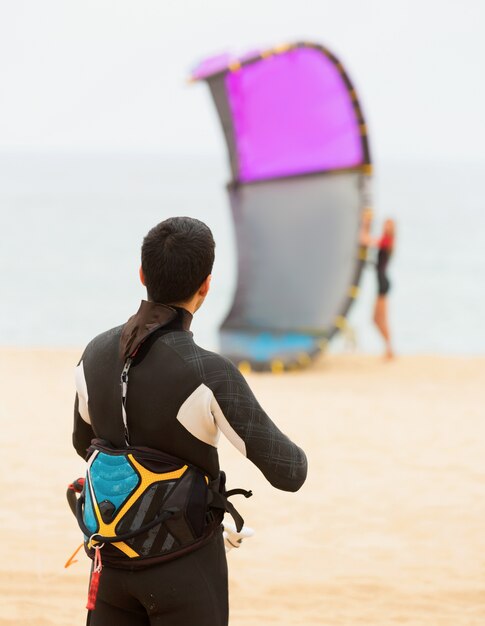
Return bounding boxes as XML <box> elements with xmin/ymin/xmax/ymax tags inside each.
<box><xmin>73</xmin><ymin>394</ymin><xmax>94</xmax><ymax>458</ymax></box>
<box><xmin>209</xmin><ymin>359</ymin><xmax>307</xmax><ymax>492</ymax></box>
<box><xmin>72</xmin><ymin>359</ymin><xmax>95</xmax><ymax>458</ymax></box>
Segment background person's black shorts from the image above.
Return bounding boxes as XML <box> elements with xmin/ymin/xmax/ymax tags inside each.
<box><xmin>378</xmin><ymin>272</ymin><xmax>390</xmax><ymax>296</ymax></box>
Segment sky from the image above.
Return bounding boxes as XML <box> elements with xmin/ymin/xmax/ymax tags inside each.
<box><xmin>0</xmin><ymin>0</ymin><xmax>484</xmax><ymax>163</ymax></box>
<box><xmin>0</xmin><ymin>0</ymin><xmax>483</xmax><ymax>354</ymax></box>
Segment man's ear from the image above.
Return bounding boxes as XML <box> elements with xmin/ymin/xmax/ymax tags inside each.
<box><xmin>199</xmin><ymin>274</ymin><xmax>211</xmax><ymax>297</ymax></box>
<box><xmin>139</xmin><ymin>266</ymin><xmax>146</xmax><ymax>286</ymax></box>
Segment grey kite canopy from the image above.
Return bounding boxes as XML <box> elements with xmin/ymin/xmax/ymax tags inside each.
<box><xmin>192</xmin><ymin>42</ymin><xmax>372</xmax><ymax>371</ymax></box>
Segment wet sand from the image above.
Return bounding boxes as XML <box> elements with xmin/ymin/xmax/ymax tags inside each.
<box><xmin>1</xmin><ymin>349</ymin><xmax>484</xmax><ymax>625</ymax></box>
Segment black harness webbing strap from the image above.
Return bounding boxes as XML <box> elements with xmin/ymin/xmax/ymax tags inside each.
<box><xmin>208</xmin><ymin>488</ymin><xmax>252</xmax><ymax>532</ymax></box>
<box><xmin>66</xmin><ymin>478</ymin><xmax>85</xmax><ymax>516</ymax></box>
<box><xmin>225</xmin><ymin>488</ymin><xmax>253</xmax><ymax>499</ymax></box>
<box><xmin>66</xmin><ymin>488</ymin><xmax>77</xmax><ymax>516</ymax></box>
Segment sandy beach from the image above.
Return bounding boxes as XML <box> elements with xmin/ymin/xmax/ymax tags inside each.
<box><xmin>1</xmin><ymin>349</ymin><xmax>484</xmax><ymax>625</ymax></box>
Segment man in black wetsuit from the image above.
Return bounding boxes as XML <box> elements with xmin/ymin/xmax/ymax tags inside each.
<box><xmin>73</xmin><ymin>216</ymin><xmax>308</xmax><ymax>626</ymax></box>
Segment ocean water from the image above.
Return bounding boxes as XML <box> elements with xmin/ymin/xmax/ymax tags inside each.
<box><xmin>0</xmin><ymin>153</ymin><xmax>484</xmax><ymax>354</ymax></box>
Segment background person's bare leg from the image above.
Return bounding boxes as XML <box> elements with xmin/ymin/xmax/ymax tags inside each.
<box><xmin>374</xmin><ymin>296</ymin><xmax>394</xmax><ymax>359</ymax></box>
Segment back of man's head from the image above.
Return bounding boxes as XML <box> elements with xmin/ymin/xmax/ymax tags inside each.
<box><xmin>141</xmin><ymin>216</ymin><xmax>215</xmax><ymax>305</ymax></box>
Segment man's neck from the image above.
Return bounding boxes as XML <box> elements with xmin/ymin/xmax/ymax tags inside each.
<box><xmin>170</xmin><ymin>303</ymin><xmax>196</xmax><ymax>315</ymax></box>
<box><xmin>146</xmin><ymin>296</ymin><xmax>197</xmax><ymax>316</ymax></box>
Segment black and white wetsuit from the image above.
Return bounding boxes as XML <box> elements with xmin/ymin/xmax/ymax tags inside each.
<box><xmin>73</xmin><ymin>300</ymin><xmax>308</xmax><ymax>626</ymax></box>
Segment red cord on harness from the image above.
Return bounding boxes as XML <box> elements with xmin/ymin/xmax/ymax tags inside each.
<box><xmin>86</xmin><ymin>545</ymin><xmax>103</xmax><ymax>611</ymax></box>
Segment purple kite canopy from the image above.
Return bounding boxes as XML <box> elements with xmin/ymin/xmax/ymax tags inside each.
<box><xmin>192</xmin><ymin>44</ymin><xmax>367</xmax><ymax>183</ymax></box>
<box><xmin>192</xmin><ymin>42</ymin><xmax>372</xmax><ymax>371</ymax></box>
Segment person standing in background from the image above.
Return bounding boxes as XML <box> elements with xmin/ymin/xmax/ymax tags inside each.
<box><xmin>374</xmin><ymin>219</ymin><xmax>395</xmax><ymax>359</ymax></box>
<box><xmin>359</xmin><ymin>214</ymin><xmax>396</xmax><ymax>359</ymax></box>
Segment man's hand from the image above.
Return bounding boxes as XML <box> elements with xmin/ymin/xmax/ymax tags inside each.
<box><xmin>223</xmin><ymin>521</ymin><xmax>255</xmax><ymax>552</ymax></box>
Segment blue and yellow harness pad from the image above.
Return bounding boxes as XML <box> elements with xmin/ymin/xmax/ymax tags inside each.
<box><xmin>82</xmin><ymin>443</ymin><xmax>209</xmax><ymax>562</ymax></box>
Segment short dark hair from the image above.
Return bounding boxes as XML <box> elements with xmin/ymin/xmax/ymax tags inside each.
<box><xmin>141</xmin><ymin>217</ymin><xmax>215</xmax><ymax>304</ymax></box>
